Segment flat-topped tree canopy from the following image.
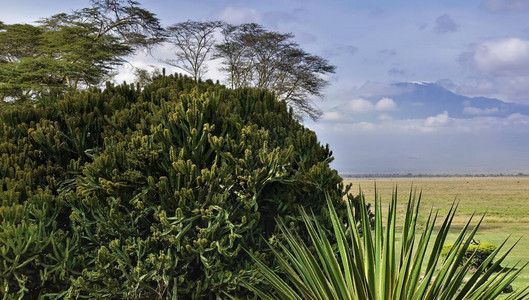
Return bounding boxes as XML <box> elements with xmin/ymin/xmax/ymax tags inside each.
<box><xmin>0</xmin><ymin>0</ymin><xmax>164</xmax><ymax>101</ymax></box>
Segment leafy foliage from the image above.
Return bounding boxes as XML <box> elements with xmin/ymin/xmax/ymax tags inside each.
<box><xmin>41</xmin><ymin>0</ymin><xmax>165</xmax><ymax>51</ymax></box>
<box><xmin>0</xmin><ymin>0</ymin><xmax>164</xmax><ymax>101</ymax></box>
<box><xmin>0</xmin><ymin>74</ymin><xmax>355</xmax><ymax>298</ymax></box>
<box><xmin>441</xmin><ymin>242</ymin><xmax>498</xmax><ymax>269</ymax></box>
<box><xmin>247</xmin><ymin>189</ymin><xmax>529</xmax><ymax>299</ymax></box>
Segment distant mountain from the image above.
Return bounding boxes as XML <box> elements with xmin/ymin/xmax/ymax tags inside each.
<box><xmin>316</xmin><ymin>81</ymin><xmax>529</xmax><ymax>174</ymax></box>
<box><xmin>389</xmin><ymin>82</ymin><xmax>529</xmax><ymax>119</ymax></box>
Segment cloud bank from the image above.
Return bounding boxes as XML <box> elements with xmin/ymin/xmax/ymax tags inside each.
<box><xmin>458</xmin><ymin>37</ymin><xmax>529</xmax><ymax>104</ymax></box>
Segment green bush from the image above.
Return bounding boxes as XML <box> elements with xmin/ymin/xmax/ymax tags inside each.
<box><xmin>441</xmin><ymin>242</ymin><xmax>498</xmax><ymax>269</ymax></box>
<box><xmin>0</xmin><ymin>74</ymin><xmax>358</xmax><ymax>298</ymax></box>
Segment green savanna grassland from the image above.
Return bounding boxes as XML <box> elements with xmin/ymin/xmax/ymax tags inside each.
<box><xmin>344</xmin><ymin>176</ymin><xmax>529</xmax><ymax>296</ymax></box>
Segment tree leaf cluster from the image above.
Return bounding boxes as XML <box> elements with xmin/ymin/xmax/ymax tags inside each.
<box><xmin>0</xmin><ymin>74</ymin><xmax>358</xmax><ymax>298</ymax></box>
<box><xmin>441</xmin><ymin>242</ymin><xmax>499</xmax><ymax>270</ymax></box>
<box><xmin>1</xmin><ymin>1</ymin><xmax>333</xmax><ymax>120</ymax></box>
<box><xmin>0</xmin><ymin>0</ymin><xmax>164</xmax><ymax>101</ymax></box>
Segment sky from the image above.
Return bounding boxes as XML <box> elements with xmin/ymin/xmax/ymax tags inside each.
<box><xmin>2</xmin><ymin>0</ymin><xmax>529</xmax><ymax>174</ymax></box>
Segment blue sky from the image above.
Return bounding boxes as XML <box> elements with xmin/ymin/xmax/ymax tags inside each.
<box><xmin>2</xmin><ymin>0</ymin><xmax>529</xmax><ymax>173</ymax></box>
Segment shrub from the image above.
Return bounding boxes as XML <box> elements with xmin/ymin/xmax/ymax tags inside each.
<box><xmin>0</xmin><ymin>74</ymin><xmax>358</xmax><ymax>298</ymax></box>
<box><xmin>441</xmin><ymin>242</ymin><xmax>498</xmax><ymax>269</ymax></box>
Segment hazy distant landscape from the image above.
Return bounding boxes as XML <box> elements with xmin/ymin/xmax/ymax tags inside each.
<box><xmin>346</xmin><ymin>176</ymin><xmax>529</xmax><ymax>295</ymax></box>
<box><xmin>308</xmin><ymin>81</ymin><xmax>529</xmax><ymax>174</ymax></box>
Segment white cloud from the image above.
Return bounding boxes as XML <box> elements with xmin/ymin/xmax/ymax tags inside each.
<box><xmin>424</xmin><ymin>111</ymin><xmax>451</xmax><ymax>130</ymax></box>
<box><xmin>425</xmin><ymin>111</ymin><xmax>450</xmax><ymax>126</ymax></box>
<box><xmin>506</xmin><ymin>113</ymin><xmax>529</xmax><ymax>126</ymax></box>
<box><xmin>322</xmin><ymin>111</ymin><xmax>343</xmax><ymax>121</ymax></box>
<box><xmin>463</xmin><ymin>106</ymin><xmax>500</xmax><ymax>115</ymax></box>
<box><xmin>508</xmin><ymin>113</ymin><xmax>528</xmax><ymax>120</ymax></box>
<box><xmin>313</xmin><ymin>109</ymin><xmax>529</xmax><ymax>139</ymax></box>
<box><xmin>375</xmin><ymin>97</ymin><xmax>397</xmax><ymax>111</ymax></box>
<box><xmin>472</xmin><ymin>38</ymin><xmax>529</xmax><ymax>75</ymax></box>
<box><xmin>458</xmin><ymin>38</ymin><xmax>529</xmax><ymax>104</ymax></box>
<box><xmin>349</xmin><ymin>98</ymin><xmax>374</xmax><ymax>113</ymax></box>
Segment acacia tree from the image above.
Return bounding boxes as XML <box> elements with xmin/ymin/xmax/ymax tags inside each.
<box><xmin>214</xmin><ymin>23</ymin><xmax>335</xmax><ymax>120</ymax></box>
<box><xmin>43</xmin><ymin>0</ymin><xmax>165</xmax><ymax>50</ymax></box>
<box><xmin>163</xmin><ymin>21</ymin><xmax>335</xmax><ymax>120</ymax></box>
<box><xmin>43</xmin><ymin>23</ymin><xmax>129</xmax><ymax>89</ymax></box>
<box><xmin>0</xmin><ymin>23</ymin><xmax>46</xmax><ymax>100</ymax></box>
<box><xmin>0</xmin><ymin>22</ymin><xmax>126</xmax><ymax>100</ymax></box>
<box><xmin>164</xmin><ymin>20</ymin><xmax>223</xmax><ymax>82</ymax></box>
<box><xmin>215</xmin><ymin>23</ymin><xmax>265</xmax><ymax>90</ymax></box>
<box><xmin>0</xmin><ymin>22</ymin><xmax>42</xmax><ymax>63</ymax></box>
<box><xmin>0</xmin><ymin>0</ymin><xmax>164</xmax><ymax>101</ymax></box>
<box><xmin>213</xmin><ymin>24</ymin><xmax>246</xmax><ymax>89</ymax></box>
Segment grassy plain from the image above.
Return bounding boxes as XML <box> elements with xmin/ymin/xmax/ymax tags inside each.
<box><xmin>343</xmin><ymin>176</ymin><xmax>529</xmax><ymax>297</ymax></box>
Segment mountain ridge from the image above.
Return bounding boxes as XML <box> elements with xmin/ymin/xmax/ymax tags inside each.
<box><xmin>329</xmin><ymin>82</ymin><xmax>529</xmax><ymax>121</ymax></box>
<box><xmin>389</xmin><ymin>82</ymin><xmax>529</xmax><ymax>119</ymax></box>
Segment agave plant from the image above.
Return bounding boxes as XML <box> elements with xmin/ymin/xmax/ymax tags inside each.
<box><xmin>245</xmin><ymin>189</ymin><xmax>529</xmax><ymax>300</ymax></box>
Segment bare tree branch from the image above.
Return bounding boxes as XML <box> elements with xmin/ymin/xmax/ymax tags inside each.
<box><xmin>214</xmin><ymin>23</ymin><xmax>335</xmax><ymax>120</ymax></box>
<box><xmin>164</xmin><ymin>20</ymin><xmax>222</xmax><ymax>82</ymax></box>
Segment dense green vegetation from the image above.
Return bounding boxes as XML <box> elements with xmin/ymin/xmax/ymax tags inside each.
<box><xmin>441</xmin><ymin>242</ymin><xmax>498</xmax><ymax>269</ymax></box>
<box><xmin>0</xmin><ymin>0</ymin><xmax>164</xmax><ymax>101</ymax></box>
<box><xmin>0</xmin><ymin>74</ymin><xmax>357</xmax><ymax>298</ymax></box>
<box><xmin>1</xmin><ymin>0</ymin><xmax>334</xmax><ymax>120</ymax></box>
<box><xmin>346</xmin><ymin>177</ymin><xmax>529</xmax><ymax>297</ymax></box>
<box><xmin>248</xmin><ymin>191</ymin><xmax>529</xmax><ymax>299</ymax></box>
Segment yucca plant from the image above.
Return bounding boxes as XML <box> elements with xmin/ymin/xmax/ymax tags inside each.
<box><xmin>245</xmin><ymin>189</ymin><xmax>529</xmax><ymax>299</ymax></box>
